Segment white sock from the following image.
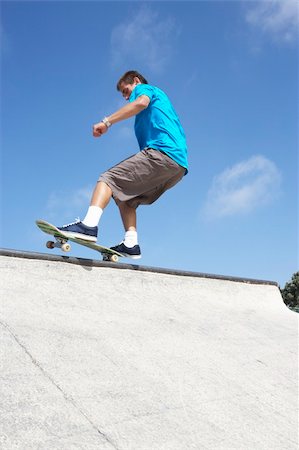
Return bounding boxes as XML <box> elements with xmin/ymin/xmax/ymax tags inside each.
<box><xmin>82</xmin><ymin>206</ymin><xmax>103</xmax><ymax>227</ymax></box>
<box><xmin>124</xmin><ymin>230</ymin><xmax>138</xmax><ymax>248</ymax></box>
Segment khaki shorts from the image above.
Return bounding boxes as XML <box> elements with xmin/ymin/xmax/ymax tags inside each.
<box><xmin>98</xmin><ymin>148</ymin><xmax>186</xmax><ymax>209</ymax></box>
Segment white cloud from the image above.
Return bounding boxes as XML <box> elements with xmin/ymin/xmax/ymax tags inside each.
<box><xmin>0</xmin><ymin>23</ymin><xmax>12</xmax><ymax>56</ymax></box>
<box><xmin>246</xmin><ymin>0</ymin><xmax>298</xmax><ymax>43</ymax></box>
<box><xmin>183</xmin><ymin>70</ymin><xmax>199</xmax><ymax>92</ymax></box>
<box><xmin>202</xmin><ymin>155</ymin><xmax>282</xmax><ymax>220</ymax></box>
<box><xmin>116</xmin><ymin>125</ymin><xmax>134</xmax><ymax>140</ymax></box>
<box><xmin>45</xmin><ymin>185</ymin><xmax>93</xmax><ymax>223</ymax></box>
<box><xmin>110</xmin><ymin>5</ymin><xmax>180</xmax><ymax>73</ymax></box>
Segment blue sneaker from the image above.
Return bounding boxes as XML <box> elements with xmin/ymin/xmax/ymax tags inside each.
<box><xmin>58</xmin><ymin>219</ymin><xmax>98</xmax><ymax>242</ymax></box>
<box><xmin>110</xmin><ymin>242</ymin><xmax>141</xmax><ymax>259</ymax></box>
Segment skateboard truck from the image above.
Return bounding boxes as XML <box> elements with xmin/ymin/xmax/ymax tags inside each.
<box><xmin>46</xmin><ymin>238</ymin><xmax>71</xmax><ymax>253</ymax></box>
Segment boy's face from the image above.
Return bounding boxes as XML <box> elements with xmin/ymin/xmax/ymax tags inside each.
<box><xmin>119</xmin><ymin>77</ymin><xmax>140</xmax><ymax>100</ymax></box>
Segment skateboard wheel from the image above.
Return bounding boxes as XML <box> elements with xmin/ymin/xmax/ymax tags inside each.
<box><xmin>46</xmin><ymin>241</ymin><xmax>55</xmax><ymax>249</ymax></box>
<box><xmin>61</xmin><ymin>243</ymin><xmax>71</xmax><ymax>252</ymax></box>
<box><xmin>110</xmin><ymin>254</ymin><xmax>119</xmax><ymax>263</ymax></box>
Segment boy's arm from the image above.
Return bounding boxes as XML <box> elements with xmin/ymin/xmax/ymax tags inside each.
<box><xmin>93</xmin><ymin>95</ymin><xmax>150</xmax><ymax>137</ymax></box>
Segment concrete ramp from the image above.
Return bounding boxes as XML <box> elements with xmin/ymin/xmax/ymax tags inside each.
<box><xmin>1</xmin><ymin>250</ymin><xmax>298</xmax><ymax>450</ymax></box>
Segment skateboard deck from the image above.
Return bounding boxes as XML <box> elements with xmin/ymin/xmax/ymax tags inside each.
<box><xmin>36</xmin><ymin>219</ymin><xmax>123</xmax><ymax>262</ymax></box>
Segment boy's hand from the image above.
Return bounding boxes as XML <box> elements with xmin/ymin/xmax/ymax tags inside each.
<box><xmin>93</xmin><ymin>122</ymin><xmax>108</xmax><ymax>137</ymax></box>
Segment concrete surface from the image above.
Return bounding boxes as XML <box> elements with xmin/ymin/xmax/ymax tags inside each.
<box><xmin>0</xmin><ymin>250</ymin><xmax>298</xmax><ymax>450</ymax></box>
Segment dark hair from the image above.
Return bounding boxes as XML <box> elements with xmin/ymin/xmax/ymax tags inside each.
<box><xmin>116</xmin><ymin>70</ymin><xmax>148</xmax><ymax>91</ymax></box>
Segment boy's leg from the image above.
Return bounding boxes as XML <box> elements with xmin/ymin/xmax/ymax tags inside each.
<box><xmin>90</xmin><ymin>181</ymin><xmax>112</xmax><ymax>209</ymax></box>
<box><xmin>110</xmin><ymin>201</ymin><xmax>141</xmax><ymax>258</ymax></box>
<box><xmin>118</xmin><ymin>202</ymin><xmax>137</xmax><ymax>231</ymax></box>
<box><xmin>81</xmin><ymin>181</ymin><xmax>112</xmax><ymax>227</ymax></box>
<box><xmin>57</xmin><ymin>181</ymin><xmax>112</xmax><ymax>241</ymax></box>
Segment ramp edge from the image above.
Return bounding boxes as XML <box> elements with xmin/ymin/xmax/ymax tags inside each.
<box><xmin>0</xmin><ymin>248</ymin><xmax>279</xmax><ymax>286</ymax></box>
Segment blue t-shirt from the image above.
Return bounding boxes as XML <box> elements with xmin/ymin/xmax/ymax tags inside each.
<box><xmin>129</xmin><ymin>84</ymin><xmax>188</xmax><ymax>173</ymax></box>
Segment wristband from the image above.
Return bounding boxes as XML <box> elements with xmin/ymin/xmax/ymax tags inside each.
<box><xmin>102</xmin><ymin>117</ymin><xmax>112</xmax><ymax>128</ymax></box>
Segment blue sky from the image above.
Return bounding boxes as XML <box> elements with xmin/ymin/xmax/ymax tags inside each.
<box><xmin>1</xmin><ymin>0</ymin><xmax>298</xmax><ymax>287</ymax></box>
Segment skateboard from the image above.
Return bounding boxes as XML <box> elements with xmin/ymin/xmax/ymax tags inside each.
<box><xmin>36</xmin><ymin>220</ymin><xmax>123</xmax><ymax>262</ymax></box>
